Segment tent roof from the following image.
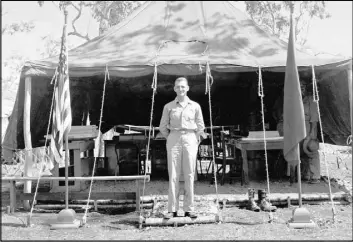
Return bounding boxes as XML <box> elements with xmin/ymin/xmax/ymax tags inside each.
<box><xmin>22</xmin><ymin>1</ymin><xmax>351</xmax><ymax>78</ymax></box>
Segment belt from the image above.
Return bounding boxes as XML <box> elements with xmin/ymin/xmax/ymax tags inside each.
<box><xmin>170</xmin><ymin>128</ymin><xmax>196</xmax><ymax>134</ymax></box>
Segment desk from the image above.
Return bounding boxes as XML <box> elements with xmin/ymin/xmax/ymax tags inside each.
<box><xmin>233</xmin><ymin>137</ymin><xmax>283</xmax><ymax>185</ymax></box>
<box><xmin>51</xmin><ymin>139</ymin><xmax>95</xmax><ymax>192</ymax></box>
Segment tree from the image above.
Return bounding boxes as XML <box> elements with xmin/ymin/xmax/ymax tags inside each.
<box><xmin>38</xmin><ymin>35</ymin><xmax>75</xmax><ymax>58</ymax></box>
<box><xmin>243</xmin><ymin>1</ymin><xmax>331</xmax><ymax>46</ymax></box>
<box><xmin>2</xmin><ymin>7</ymin><xmax>35</xmax><ymax>35</ymax></box>
<box><xmin>2</xmin><ymin>21</ymin><xmax>36</xmax><ymax>35</ymax></box>
<box><xmin>2</xmin><ymin>5</ymin><xmax>36</xmax><ymax>104</ymax></box>
<box><xmin>38</xmin><ymin>1</ymin><xmax>143</xmax><ymax>40</ymax></box>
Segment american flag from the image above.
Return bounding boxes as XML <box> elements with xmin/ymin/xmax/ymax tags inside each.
<box><xmin>50</xmin><ymin>17</ymin><xmax>72</xmax><ymax>167</ymax></box>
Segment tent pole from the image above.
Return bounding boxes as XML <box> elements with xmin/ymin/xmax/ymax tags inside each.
<box><xmin>23</xmin><ymin>76</ymin><xmax>33</xmax><ymax>210</ymax></box>
<box><xmin>347</xmin><ymin>65</ymin><xmax>352</xmax><ymax>141</ymax></box>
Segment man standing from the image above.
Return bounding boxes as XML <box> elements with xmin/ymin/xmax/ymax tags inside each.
<box><xmin>273</xmin><ymin>81</ymin><xmax>320</xmax><ymax>184</ymax></box>
<box><xmin>297</xmin><ymin>82</ymin><xmax>320</xmax><ymax>184</ymax></box>
<box><xmin>159</xmin><ymin>77</ymin><xmax>206</xmax><ymax>219</ymax></box>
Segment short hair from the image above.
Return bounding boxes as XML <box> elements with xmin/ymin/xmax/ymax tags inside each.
<box><xmin>175</xmin><ymin>77</ymin><xmax>189</xmax><ymax>86</ymax></box>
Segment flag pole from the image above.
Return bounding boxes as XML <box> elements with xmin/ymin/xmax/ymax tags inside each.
<box><xmin>65</xmin><ymin>132</ymin><xmax>69</xmax><ymax>209</ymax></box>
<box><xmin>289</xmin><ymin>0</ymin><xmax>303</xmax><ymax>209</ymax></box>
<box><xmin>296</xmin><ymin>148</ymin><xmax>302</xmax><ymax>207</ymax></box>
<box><xmin>63</xmin><ymin>9</ymin><xmax>69</xmax><ymax>211</ymax></box>
<box><xmin>285</xmin><ymin>2</ymin><xmax>315</xmax><ymax>228</ymax></box>
<box><xmin>50</xmin><ymin>9</ymin><xmax>80</xmax><ymax>229</ymax></box>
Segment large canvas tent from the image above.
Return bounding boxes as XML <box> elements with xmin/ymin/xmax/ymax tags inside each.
<box><xmin>3</xmin><ymin>1</ymin><xmax>352</xmax><ymax>158</ymax></box>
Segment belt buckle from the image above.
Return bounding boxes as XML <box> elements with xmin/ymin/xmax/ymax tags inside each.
<box><xmin>180</xmin><ymin>130</ymin><xmax>186</xmax><ymax>134</ymax></box>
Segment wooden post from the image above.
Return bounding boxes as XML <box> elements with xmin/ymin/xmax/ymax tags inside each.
<box><xmin>94</xmin><ymin>200</ymin><xmax>98</xmax><ymax>211</ymax></box>
<box><xmin>241</xmin><ymin>149</ymin><xmax>249</xmax><ymax>185</ymax></box>
<box><xmin>136</xmin><ymin>180</ymin><xmax>141</xmax><ymax>211</ymax></box>
<box><xmin>73</xmin><ymin>149</ymin><xmax>81</xmax><ymax>190</ymax></box>
<box><xmin>23</xmin><ymin>76</ymin><xmax>32</xmax><ymax>210</ymax></box>
<box><xmin>10</xmin><ymin>181</ymin><xmax>17</xmax><ymax>213</ymax></box>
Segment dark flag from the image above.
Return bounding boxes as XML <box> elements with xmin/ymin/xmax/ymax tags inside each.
<box><xmin>283</xmin><ymin>14</ymin><xmax>306</xmax><ymax>165</ymax></box>
<box><xmin>50</xmin><ymin>18</ymin><xmax>72</xmax><ymax>167</ymax></box>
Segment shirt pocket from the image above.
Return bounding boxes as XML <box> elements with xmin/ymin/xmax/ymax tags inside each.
<box><xmin>184</xmin><ymin>108</ymin><xmax>196</xmax><ymax>121</ymax></box>
<box><xmin>170</xmin><ymin>108</ymin><xmax>182</xmax><ymax>120</ymax></box>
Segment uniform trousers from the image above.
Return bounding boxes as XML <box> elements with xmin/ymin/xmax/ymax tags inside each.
<box><xmin>166</xmin><ymin>131</ymin><xmax>198</xmax><ymax>212</ymax></box>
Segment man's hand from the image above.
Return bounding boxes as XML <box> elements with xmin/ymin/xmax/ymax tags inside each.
<box><xmin>197</xmin><ymin>132</ymin><xmax>209</xmax><ymax>145</ymax></box>
<box><xmin>200</xmin><ymin>132</ymin><xmax>208</xmax><ymax>140</ymax></box>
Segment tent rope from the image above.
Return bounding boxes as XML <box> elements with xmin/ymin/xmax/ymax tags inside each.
<box><xmin>82</xmin><ymin>65</ymin><xmax>110</xmax><ymax>225</ymax></box>
<box><xmin>139</xmin><ymin>62</ymin><xmax>158</xmax><ymax>219</ymax></box>
<box><xmin>206</xmin><ymin>61</ymin><xmax>220</xmax><ymax>215</ymax></box>
<box><xmin>205</xmin><ymin>62</ymin><xmax>214</xmax><ymax>94</ymax></box>
<box><xmin>28</xmin><ymin>68</ymin><xmax>58</xmax><ymax>224</ymax></box>
<box><xmin>311</xmin><ymin>65</ymin><xmax>336</xmax><ymax>223</ymax></box>
<box><xmin>258</xmin><ymin>66</ymin><xmax>273</xmax><ymax>222</ymax></box>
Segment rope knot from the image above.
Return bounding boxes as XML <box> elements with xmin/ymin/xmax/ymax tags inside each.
<box><xmin>50</xmin><ymin>67</ymin><xmax>58</xmax><ymax>85</ymax></box>
<box><xmin>205</xmin><ymin>62</ymin><xmax>213</xmax><ymax>94</ymax></box>
<box><xmin>312</xmin><ymin>65</ymin><xmax>319</xmax><ymax>102</ymax></box>
<box><xmin>151</xmin><ymin>63</ymin><xmax>158</xmax><ymax>91</ymax></box>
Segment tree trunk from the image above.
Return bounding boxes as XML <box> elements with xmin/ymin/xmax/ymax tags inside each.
<box><xmin>99</xmin><ymin>19</ymin><xmax>109</xmax><ymax>36</ymax></box>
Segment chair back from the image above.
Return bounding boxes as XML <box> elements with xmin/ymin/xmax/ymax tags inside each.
<box><xmin>214</xmin><ymin>131</ymin><xmax>235</xmax><ymax>159</ymax></box>
<box><xmin>197</xmin><ymin>137</ymin><xmax>213</xmax><ymax>160</ymax></box>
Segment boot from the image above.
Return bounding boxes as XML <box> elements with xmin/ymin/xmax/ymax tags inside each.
<box><xmin>247</xmin><ymin>188</ymin><xmax>260</xmax><ymax>212</ymax></box>
<box><xmin>258</xmin><ymin>189</ymin><xmax>277</xmax><ymax>212</ymax></box>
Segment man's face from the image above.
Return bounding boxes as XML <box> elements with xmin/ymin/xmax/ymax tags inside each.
<box><xmin>174</xmin><ymin>79</ymin><xmax>189</xmax><ymax>97</ymax></box>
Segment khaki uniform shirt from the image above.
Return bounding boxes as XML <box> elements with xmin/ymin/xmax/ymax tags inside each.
<box><xmin>159</xmin><ymin>97</ymin><xmax>205</xmax><ymax>138</ymax></box>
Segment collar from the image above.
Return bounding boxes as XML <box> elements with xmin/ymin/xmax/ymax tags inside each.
<box><xmin>174</xmin><ymin>96</ymin><xmax>191</xmax><ymax>105</ymax></box>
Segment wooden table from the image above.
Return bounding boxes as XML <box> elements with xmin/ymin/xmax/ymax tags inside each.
<box><xmin>233</xmin><ymin>137</ymin><xmax>284</xmax><ymax>185</ymax></box>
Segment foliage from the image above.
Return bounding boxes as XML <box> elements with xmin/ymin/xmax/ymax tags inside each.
<box><xmin>2</xmin><ymin>52</ymin><xmax>28</xmax><ymax>93</ymax></box>
<box><xmin>90</xmin><ymin>1</ymin><xmax>142</xmax><ymax>27</ymax></box>
<box><xmin>2</xmin><ymin>21</ymin><xmax>36</xmax><ymax>35</ymax></box>
<box><xmin>38</xmin><ymin>1</ymin><xmax>143</xmax><ymax>40</ymax></box>
<box><xmin>1</xmin><ymin>7</ymin><xmax>35</xmax><ymax>35</ymax></box>
<box><xmin>243</xmin><ymin>1</ymin><xmax>331</xmax><ymax>45</ymax></box>
<box><xmin>39</xmin><ymin>35</ymin><xmax>75</xmax><ymax>58</ymax></box>
<box><xmin>37</xmin><ymin>1</ymin><xmax>331</xmax><ymax>46</ymax></box>
<box><xmin>2</xmin><ymin>5</ymin><xmax>36</xmax><ymax>100</ymax></box>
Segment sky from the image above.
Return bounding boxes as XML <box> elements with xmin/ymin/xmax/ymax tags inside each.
<box><xmin>2</xmin><ymin>1</ymin><xmax>99</xmax><ymax>62</ymax></box>
<box><xmin>304</xmin><ymin>1</ymin><xmax>352</xmax><ymax>56</ymax></box>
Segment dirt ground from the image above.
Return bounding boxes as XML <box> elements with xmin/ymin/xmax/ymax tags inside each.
<box><xmin>1</xmin><ymin>203</ymin><xmax>352</xmax><ymax>240</ymax></box>
<box><xmin>1</xmin><ymin>144</ymin><xmax>352</xmax><ymax>240</ymax></box>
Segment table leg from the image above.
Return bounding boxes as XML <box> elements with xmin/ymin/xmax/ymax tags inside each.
<box><xmin>136</xmin><ymin>180</ymin><xmax>140</xmax><ymax>211</ymax></box>
<box><xmin>10</xmin><ymin>181</ymin><xmax>16</xmax><ymax>213</ymax></box>
<box><xmin>241</xmin><ymin>149</ymin><xmax>249</xmax><ymax>185</ymax></box>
